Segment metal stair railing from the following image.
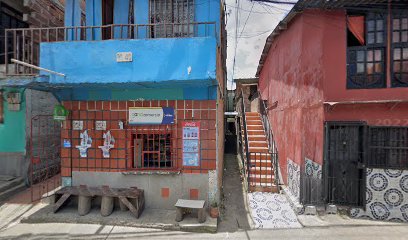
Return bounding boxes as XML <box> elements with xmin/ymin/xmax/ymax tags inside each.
<box><xmin>258</xmin><ymin>91</ymin><xmax>280</xmax><ymax>187</ymax></box>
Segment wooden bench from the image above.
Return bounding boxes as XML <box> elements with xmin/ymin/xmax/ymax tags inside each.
<box><xmin>175</xmin><ymin>199</ymin><xmax>206</xmax><ymax>223</ymax></box>
<box><xmin>53</xmin><ymin>185</ymin><xmax>145</xmax><ymax>218</ymax></box>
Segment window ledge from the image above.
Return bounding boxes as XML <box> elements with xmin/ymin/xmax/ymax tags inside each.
<box><xmin>122</xmin><ymin>170</ymin><xmax>181</xmax><ymax>176</ymax></box>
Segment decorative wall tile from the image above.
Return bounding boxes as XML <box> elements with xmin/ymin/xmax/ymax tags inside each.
<box><xmin>248</xmin><ymin>192</ymin><xmax>302</xmax><ymax>229</ymax></box>
<box><xmin>350</xmin><ymin>168</ymin><xmax>408</xmax><ymax>222</ymax></box>
<box><xmin>72</xmin><ymin>120</ymin><xmax>83</xmax><ymax>130</ymax></box>
<box><xmin>95</xmin><ymin>120</ymin><xmax>107</xmax><ymax>130</ymax></box>
<box><xmin>305</xmin><ymin>158</ymin><xmax>322</xmax><ymax>179</ymax></box>
<box><xmin>287</xmin><ymin>159</ymin><xmax>300</xmax><ymax>201</ymax></box>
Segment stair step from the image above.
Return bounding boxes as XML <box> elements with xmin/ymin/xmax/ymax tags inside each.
<box><xmin>245</xmin><ymin>112</ymin><xmax>259</xmax><ymax>116</ymax></box>
<box><xmin>246</xmin><ymin>117</ymin><xmax>261</xmax><ymax>122</ymax></box>
<box><xmin>248</xmin><ymin>135</ymin><xmax>267</xmax><ymax>141</ymax></box>
<box><xmin>249</xmin><ymin>167</ymin><xmax>274</xmax><ymax>175</ymax></box>
<box><xmin>250</xmin><ymin>152</ymin><xmax>272</xmax><ymax>158</ymax></box>
<box><xmin>247</xmin><ymin>125</ymin><xmax>264</xmax><ymax>131</ymax></box>
<box><xmin>249</xmin><ymin>147</ymin><xmax>269</xmax><ymax>153</ymax></box>
<box><xmin>250</xmin><ymin>162</ymin><xmax>273</xmax><ymax>168</ymax></box>
<box><xmin>248</xmin><ymin>141</ymin><xmax>268</xmax><ymax>147</ymax></box>
<box><xmin>247</xmin><ymin>130</ymin><xmax>265</xmax><ymax>136</ymax></box>
<box><xmin>248</xmin><ymin>175</ymin><xmax>275</xmax><ymax>183</ymax></box>
<box><xmin>249</xmin><ymin>185</ymin><xmax>280</xmax><ymax>193</ymax></box>
<box><xmin>247</xmin><ymin>120</ymin><xmax>262</xmax><ymax>125</ymax></box>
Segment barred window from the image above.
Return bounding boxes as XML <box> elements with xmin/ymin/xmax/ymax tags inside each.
<box><xmin>391</xmin><ymin>12</ymin><xmax>408</xmax><ymax>87</ymax></box>
<box><xmin>369</xmin><ymin>127</ymin><xmax>408</xmax><ymax>169</ymax></box>
<box><xmin>347</xmin><ymin>13</ymin><xmax>386</xmax><ymax>89</ymax></box>
<box><xmin>149</xmin><ymin>0</ymin><xmax>194</xmax><ymax>38</ymax></box>
<box><xmin>348</xmin><ymin>48</ymin><xmax>385</xmax><ymax>88</ymax></box>
<box><xmin>133</xmin><ymin>133</ymin><xmax>173</xmax><ymax>169</ymax></box>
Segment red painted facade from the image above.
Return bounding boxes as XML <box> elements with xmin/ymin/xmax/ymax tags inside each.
<box><xmin>259</xmin><ymin>9</ymin><xmax>408</xmax><ymax>185</ymax></box>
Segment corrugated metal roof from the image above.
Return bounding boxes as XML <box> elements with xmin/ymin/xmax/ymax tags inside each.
<box><xmin>255</xmin><ymin>0</ymin><xmax>407</xmax><ymax>77</ymax></box>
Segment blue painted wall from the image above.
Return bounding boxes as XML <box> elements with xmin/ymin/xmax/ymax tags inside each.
<box><xmin>47</xmin><ymin>0</ymin><xmax>221</xmax><ymax>101</ymax></box>
<box><xmin>40</xmin><ymin>37</ymin><xmax>216</xmax><ymax>84</ymax></box>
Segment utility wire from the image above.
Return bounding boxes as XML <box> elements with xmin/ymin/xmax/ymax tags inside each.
<box><xmin>251</xmin><ymin>0</ymin><xmax>297</xmax><ymax>5</ymax></box>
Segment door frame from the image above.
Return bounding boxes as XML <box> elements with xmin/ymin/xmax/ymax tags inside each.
<box><xmin>323</xmin><ymin>121</ymin><xmax>367</xmax><ymax>207</ymax></box>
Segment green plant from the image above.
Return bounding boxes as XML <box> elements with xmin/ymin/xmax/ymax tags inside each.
<box><xmin>211</xmin><ymin>201</ymin><xmax>218</xmax><ymax>208</ymax></box>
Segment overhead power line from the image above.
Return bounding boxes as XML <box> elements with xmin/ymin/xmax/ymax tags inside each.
<box><xmin>251</xmin><ymin>0</ymin><xmax>297</xmax><ymax>5</ymax></box>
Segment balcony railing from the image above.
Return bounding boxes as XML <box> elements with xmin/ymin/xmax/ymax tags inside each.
<box><xmin>4</xmin><ymin>22</ymin><xmax>216</xmax><ymax>76</ymax></box>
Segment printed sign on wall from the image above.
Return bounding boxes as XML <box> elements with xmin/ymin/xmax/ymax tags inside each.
<box><xmin>128</xmin><ymin>107</ymin><xmax>174</xmax><ymax>125</ymax></box>
<box><xmin>182</xmin><ymin>122</ymin><xmax>200</xmax><ymax>167</ymax></box>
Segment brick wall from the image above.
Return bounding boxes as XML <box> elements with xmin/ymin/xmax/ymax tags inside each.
<box><xmin>23</xmin><ymin>0</ymin><xmax>66</xmax><ymax>27</ymax></box>
<box><xmin>60</xmin><ymin>100</ymin><xmax>217</xmax><ymax>178</ymax></box>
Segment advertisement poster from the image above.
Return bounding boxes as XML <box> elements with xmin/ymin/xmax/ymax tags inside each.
<box><xmin>182</xmin><ymin>122</ymin><xmax>200</xmax><ymax>167</ymax></box>
<box><xmin>128</xmin><ymin>107</ymin><xmax>174</xmax><ymax>125</ymax></box>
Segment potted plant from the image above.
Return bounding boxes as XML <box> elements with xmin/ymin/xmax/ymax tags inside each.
<box><xmin>210</xmin><ymin>201</ymin><xmax>219</xmax><ymax>218</ymax></box>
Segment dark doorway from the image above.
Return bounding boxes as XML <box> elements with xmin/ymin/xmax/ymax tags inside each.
<box><xmin>225</xmin><ymin>120</ymin><xmax>237</xmax><ymax>154</ymax></box>
<box><xmin>324</xmin><ymin>122</ymin><xmax>366</xmax><ymax>207</ymax></box>
<box><xmin>102</xmin><ymin>0</ymin><xmax>114</xmax><ymax>39</ymax></box>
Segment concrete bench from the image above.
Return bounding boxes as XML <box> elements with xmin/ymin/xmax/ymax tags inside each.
<box><xmin>53</xmin><ymin>185</ymin><xmax>145</xmax><ymax>218</ymax></box>
<box><xmin>175</xmin><ymin>199</ymin><xmax>206</xmax><ymax>223</ymax></box>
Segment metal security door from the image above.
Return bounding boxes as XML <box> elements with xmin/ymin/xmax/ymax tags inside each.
<box><xmin>30</xmin><ymin>115</ymin><xmax>61</xmax><ymax>202</ymax></box>
<box><xmin>325</xmin><ymin>122</ymin><xmax>366</xmax><ymax>206</ymax></box>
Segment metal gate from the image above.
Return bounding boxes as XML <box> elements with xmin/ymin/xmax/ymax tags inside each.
<box><xmin>324</xmin><ymin>122</ymin><xmax>366</xmax><ymax>207</ymax></box>
<box><xmin>30</xmin><ymin>115</ymin><xmax>61</xmax><ymax>202</ymax></box>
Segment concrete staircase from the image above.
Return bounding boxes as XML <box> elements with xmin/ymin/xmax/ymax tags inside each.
<box><xmin>242</xmin><ymin>112</ymin><xmax>278</xmax><ymax>193</ymax></box>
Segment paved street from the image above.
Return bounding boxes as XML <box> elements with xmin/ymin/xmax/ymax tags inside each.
<box><xmin>0</xmin><ymin>154</ymin><xmax>407</xmax><ymax>239</ymax></box>
<box><xmin>1</xmin><ymin>223</ymin><xmax>408</xmax><ymax>240</ymax></box>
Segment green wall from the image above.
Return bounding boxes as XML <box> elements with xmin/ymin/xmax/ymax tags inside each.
<box><xmin>0</xmin><ymin>88</ymin><xmax>26</xmax><ymax>152</ymax></box>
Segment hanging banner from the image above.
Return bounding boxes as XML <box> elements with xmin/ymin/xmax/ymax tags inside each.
<box><xmin>128</xmin><ymin>107</ymin><xmax>174</xmax><ymax>125</ymax></box>
<box><xmin>182</xmin><ymin>122</ymin><xmax>200</xmax><ymax>167</ymax></box>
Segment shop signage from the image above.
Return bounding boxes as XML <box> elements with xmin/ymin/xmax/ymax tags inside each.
<box><xmin>128</xmin><ymin>107</ymin><xmax>174</xmax><ymax>125</ymax></box>
<box><xmin>182</xmin><ymin>122</ymin><xmax>200</xmax><ymax>167</ymax></box>
<box><xmin>53</xmin><ymin>105</ymin><xmax>69</xmax><ymax>121</ymax></box>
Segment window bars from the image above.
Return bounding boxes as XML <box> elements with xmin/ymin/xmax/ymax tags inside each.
<box><xmin>149</xmin><ymin>0</ymin><xmax>195</xmax><ymax>38</ymax></box>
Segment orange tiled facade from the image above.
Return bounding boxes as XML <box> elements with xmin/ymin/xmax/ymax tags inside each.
<box><xmin>60</xmin><ymin>100</ymin><xmax>217</xmax><ymax>177</ymax></box>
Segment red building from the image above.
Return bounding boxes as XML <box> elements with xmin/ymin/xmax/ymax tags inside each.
<box><xmin>257</xmin><ymin>0</ymin><xmax>408</xmax><ymax>221</ymax></box>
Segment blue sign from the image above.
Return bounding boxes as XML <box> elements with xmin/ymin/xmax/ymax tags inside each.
<box><xmin>63</xmin><ymin>139</ymin><xmax>71</xmax><ymax>148</ymax></box>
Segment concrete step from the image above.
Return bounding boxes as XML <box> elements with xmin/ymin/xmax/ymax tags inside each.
<box><xmin>0</xmin><ymin>177</ymin><xmax>24</xmax><ymax>193</ymax></box>
<box><xmin>0</xmin><ymin>183</ymin><xmax>26</xmax><ymax>202</ymax></box>
<box><xmin>249</xmin><ymin>141</ymin><xmax>268</xmax><ymax>148</ymax></box>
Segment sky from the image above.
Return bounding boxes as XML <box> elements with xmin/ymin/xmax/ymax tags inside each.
<box><xmin>225</xmin><ymin>0</ymin><xmax>295</xmax><ymax>89</ymax></box>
